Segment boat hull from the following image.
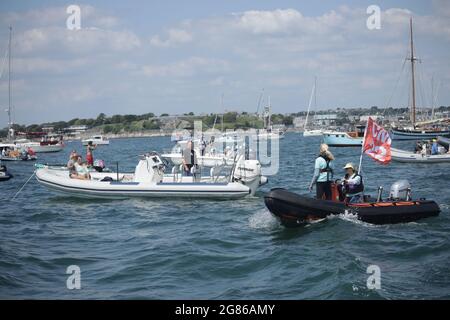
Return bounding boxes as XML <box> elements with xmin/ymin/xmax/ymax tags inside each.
<box><xmin>264</xmin><ymin>188</ymin><xmax>440</xmax><ymax>227</ymax></box>
<box><xmin>82</xmin><ymin>141</ymin><xmax>110</xmax><ymax>146</ymax></box>
<box><xmin>390</xmin><ymin>129</ymin><xmax>450</xmax><ymax>140</ymax></box>
<box><xmin>35</xmin><ymin>168</ymin><xmax>252</xmax><ymax>199</ymax></box>
<box><xmin>303</xmin><ymin>130</ymin><xmax>323</xmax><ymax>137</ymax></box>
<box><xmin>18</xmin><ymin>142</ymin><xmax>64</xmax><ymax>153</ymax></box>
<box><xmin>322</xmin><ymin>132</ymin><xmax>363</xmax><ymax>147</ymax></box>
<box><xmin>391</xmin><ymin>148</ymin><xmax>450</xmax><ymax>163</ymax></box>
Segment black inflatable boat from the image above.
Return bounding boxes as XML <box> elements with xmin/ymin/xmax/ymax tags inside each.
<box><xmin>0</xmin><ymin>164</ymin><xmax>13</xmax><ymax>181</ymax></box>
<box><xmin>264</xmin><ymin>188</ymin><xmax>440</xmax><ymax>227</ymax></box>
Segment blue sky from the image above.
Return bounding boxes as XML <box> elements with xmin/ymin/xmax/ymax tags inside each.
<box><xmin>0</xmin><ymin>0</ymin><xmax>449</xmax><ymax>125</ymax></box>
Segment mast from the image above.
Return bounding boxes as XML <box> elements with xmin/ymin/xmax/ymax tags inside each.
<box><xmin>431</xmin><ymin>76</ymin><xmax>434</xmax><ymax>120</ymax></box>
<box><xmin>409</xmin><ymin>17</ymin><xmax>417</xmax><ymax>127</ymax></box>
<box><xmin>304</xmin><ymin>78</ymin><xmax>316</xmax><ymax>131</ymax></box>
<box><xmin>8</xmin><ymin>26</ymin><xmax>12</xmax><ymax>138</ymax></box>
<box><xmin>314</xmin><ymin>76</ymin><xmax>317</xmax><ymax>109</ymax></box>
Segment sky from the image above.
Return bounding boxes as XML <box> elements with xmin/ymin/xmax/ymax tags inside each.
<box><xmin>0</xmin><ymin>0</ymin><xmax>449</xmax><ymax>126</ymax></box>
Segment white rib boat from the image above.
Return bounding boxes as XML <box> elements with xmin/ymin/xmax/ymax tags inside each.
<box><xmin>35</xmin><ymin>152</ymin><xmax>268</xmax><ymax>199</ymax></box>
<box><xmin>391</xmin><ymin>147</ymin><xmax>450</xmax><ymax>163</ymax></box>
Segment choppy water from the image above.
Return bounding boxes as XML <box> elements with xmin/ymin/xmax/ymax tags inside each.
<box><xmin>0</xmin><ymin>133</ymin><xmax>449</xmax><ymax>299</ymax></box>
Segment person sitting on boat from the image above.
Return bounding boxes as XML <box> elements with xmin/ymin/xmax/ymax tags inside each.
<box><xmin>431</xmin><ymin>139</ymin><xmax>439</xmax><ymax>155</ymax></box>
<box><xmin>182</xmin><ymin>140</ymin><xmax>198</xmax><ymax>176</ymax></box>
<box><xmin>341</xmin><ymin>163</ymin><xmax>364</xmax><ymax>203</ymax></box>
<box><xmin>72</xmin><ymin>156</ymin><xmax>91</xmax><ymax>180</ymax></box>
<box><xmin>309</xmin><ymin>144</ymin><xmax>334</xmax><ymax>200</ymax></box>
<box><xmin>414</xmin><ymin>141</ymin><xmax>422</xmax><ymax>154</ymax></box>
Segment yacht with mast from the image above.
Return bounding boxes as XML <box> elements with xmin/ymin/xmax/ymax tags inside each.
<box><xmin>303</xmin><ymin>77</ymin><xmax>323</xmax><ymax>137</ymax></box>
<box><xmin>390</xmin><ymin>18</ymin><xmax>450</xmax><ymax>140</ymax></box>
<box><xmin>2</xmin><ymin>27</ymin><xmax>64</xmax><ymax>152</ymax></box>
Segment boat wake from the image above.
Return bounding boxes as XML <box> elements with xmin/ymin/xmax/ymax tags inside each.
<box><xmin>248</xmin><ymin>209</ymin><xmax>279</xmax><ymax>230</ymax></box>
<box><xmin>326</xmin><ymin>210</ymin><xmax>375</xmax><ymax>228</ymax></box>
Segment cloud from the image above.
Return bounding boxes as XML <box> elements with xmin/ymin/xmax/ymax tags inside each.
<box><xmin>150</xmin><ymin>28</ymin><xmax>193</xmax><ymax>47</ymax></box>
<box><xmin>140</xmin><ymin>57</ymin><xmax>229</xmax><ymax>77</ymax></box>
<box><xmin>15</xmin><ymin>27</ymin><xmax>141</xmax><ymax>55</ymax></box>
<box><xmin>235</xmin><ymin>9</ymin><xmax>303</xmax><ymax>34</ymax></box>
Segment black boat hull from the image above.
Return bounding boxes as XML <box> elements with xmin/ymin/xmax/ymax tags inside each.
<box><xmin>264</xmin><ymin>188</ymin><xmax>440</xmax><ymax>227</ymax></box>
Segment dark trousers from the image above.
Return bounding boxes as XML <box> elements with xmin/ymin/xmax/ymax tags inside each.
<box><xmin>316</xmin><ymin>181</ymin><xmax>332</xmax><ymax>200</ymax></box>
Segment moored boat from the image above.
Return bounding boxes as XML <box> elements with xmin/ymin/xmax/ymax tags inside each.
<box><xmin>0</xmin><ymin>163</ymin><xmax>13</xmax><ymax>181</ymax></box>
<box><xmin>303</xmin><ymin>129</ymin><xmax>323</xmax><ymax>137</ymax></box>
<box><xmin>322</xmin><ymin>126</ymin><xmax>365</xmax><ymax>147</ymax></box>
<box><xmin>390</xmin><ymin>127</ymin><xmax>450</xmax><ymax>140</ymax></box>
<box><xmin>0</xmin><ymin>143</ymin><xmax>37</xmax><ymax>161</ymax></box>
<box><xmin>82</xmin><ymin>135</ymin><xmax>110</xmax><ymax>146</ymax></box>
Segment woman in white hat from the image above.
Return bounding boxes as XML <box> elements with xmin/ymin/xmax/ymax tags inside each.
<box><xmin>341</xmin><ymin>162</ymin><xmax>364</xmax><ymax>203</ymax></box>
<box><xmin>309</xmin><ymin>144</ymin><xmax>334</xmax><ymax>200</ymax></box>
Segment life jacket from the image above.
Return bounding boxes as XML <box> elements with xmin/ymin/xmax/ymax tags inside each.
<box><xmin>319</xmin><ymin>155</ymin><xmax>333</xmax><ymax>181</ymax></box>
<box><xmin>345</xmin><ymin>173</ymin><xmax>364</xmax><ymax>195</ymax></box>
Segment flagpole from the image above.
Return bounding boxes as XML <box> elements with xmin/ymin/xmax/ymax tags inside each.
<box><xmin>358</xmin><ymin>118</ymin><xmax>369</xmax><ymax>174</ymax></box>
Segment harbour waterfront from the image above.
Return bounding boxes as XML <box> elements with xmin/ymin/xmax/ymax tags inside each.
<box><xmin>0</xmin><ymin>133</ymin><xmax>449</xmax><ymax>299</ymax></box>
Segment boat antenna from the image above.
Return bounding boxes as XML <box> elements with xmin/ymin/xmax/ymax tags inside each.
<box><xmin>408</xmin><ymin>17</ymin><xmax>418</xmax><ymax>128</ymax></box>
<box><xmin>8</xmin><ymin>26</ymin><xmax>12</xmax><ymax>140</ymax></box>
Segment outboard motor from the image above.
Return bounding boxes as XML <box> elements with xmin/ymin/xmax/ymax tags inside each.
<box><xmin>389</xmin><ymin>180</ymin><xmax>411</xmax><ymax>201</ymax></box>
<box><xmin>232</xmin><ymin>158</ymin><xmax>267</xmax><ymax>196</ymax></box>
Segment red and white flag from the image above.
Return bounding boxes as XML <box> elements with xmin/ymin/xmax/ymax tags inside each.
<box><xmin>363</xmin><ymin>117</ymin><xmax>392</xmax><ymax>164</ymax></box>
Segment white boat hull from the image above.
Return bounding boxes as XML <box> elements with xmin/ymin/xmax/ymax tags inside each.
<box><xmin>391</xmin><ymin>148</ymin><xmax>450</xmax><ymax>163</ymax></box>
<box><xmin>18</xmin><ymin>142</ymin><xmax>64</xmax><ymax>153</ymax></box>
<box><xmin>303</xmin><ymin>129</ymin><xmax>323</xmax><ymax>137</ymax></box>
<box><xmin>82</xmin><ymin>140</ymin><xmax>110</xmax><ymax>146</ymax></box>
<box><xmin>35</xmin><ymin>168</ymin><xmax>256</xmax><ymax>199</ymax></box>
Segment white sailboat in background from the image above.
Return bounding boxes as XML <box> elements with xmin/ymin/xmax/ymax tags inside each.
<box><xmin>303</xmin><ymin>77</ymin><xmax>323</xmax><ymax>137</ymax></box>
<box><xmin>2</xmin><ymin>27</ymin><xmax>64</xmax><ymax>152</ymax></box>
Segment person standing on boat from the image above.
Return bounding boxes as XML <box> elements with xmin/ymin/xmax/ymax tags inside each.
<box><xmin>182</xmin><ymin>140</ymin><xmax>198</xmax><ymax>176</ymax></box>
<box><xmin>199</xmin><ymin>135</ymin><xmax>207</xmax><ymax>156</ymax></box>
<box><xmin>309</xmin><ymin>144</ymin><xmax>334</xmax><ymax>200</ymax></box>
<box><xmin>86</xmin><ymin>141</ymin><xmax>96</xmax><ymax>167</ymax></box>
<box><xmin>341</xmin><ymin>163</ymin><xmax>364</xmax><ymax>203</ymax></box>
<box><xmin>431</xmin><ymin>139</ymin><xmax>439</xmax><ymax>155</ymax></box>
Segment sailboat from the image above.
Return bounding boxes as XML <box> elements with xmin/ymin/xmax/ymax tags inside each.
<box><xmin>2</xmin><ymin>27</ymin><xmax>63</xmax><ymax>153</ymax></box>
<box><xmin>303</xmin><ymin>77</ymin><xmax>323</xmax><ymax>137</ymax></box>
<box><xmin>255</xmin><ymin>96</ymin><xmax>285</xmax><ymax>140</ymax></box>
<box><xmin>390</xmin><ymin>18</ymin><xmax>450</xmax><ymax>140</ymax></box>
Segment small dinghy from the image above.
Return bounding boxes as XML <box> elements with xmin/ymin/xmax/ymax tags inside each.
<box><xmin>36</xmin><ymin>152</ymin><xmax>268</xmax><ymax>199</ymax></box>
<box><xmin>0</xmin><ymin>164</ymin><xmax>13</xmax><ymax>181</ymax></box>
<box><xmin>265</xmin><ymin>180</ymin><xmax>440</xmax><ymax>227</ymax></box>
<box><xmin>391</xmin><ymin>147</ymin><xmax>450</xmax><ymax>163</ymax></box>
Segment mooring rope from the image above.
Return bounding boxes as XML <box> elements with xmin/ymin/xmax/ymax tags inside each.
<box><xmin>11</xmin><ymin>171</ymin><xmax>36</xmax><ymax>201</ymax></box>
